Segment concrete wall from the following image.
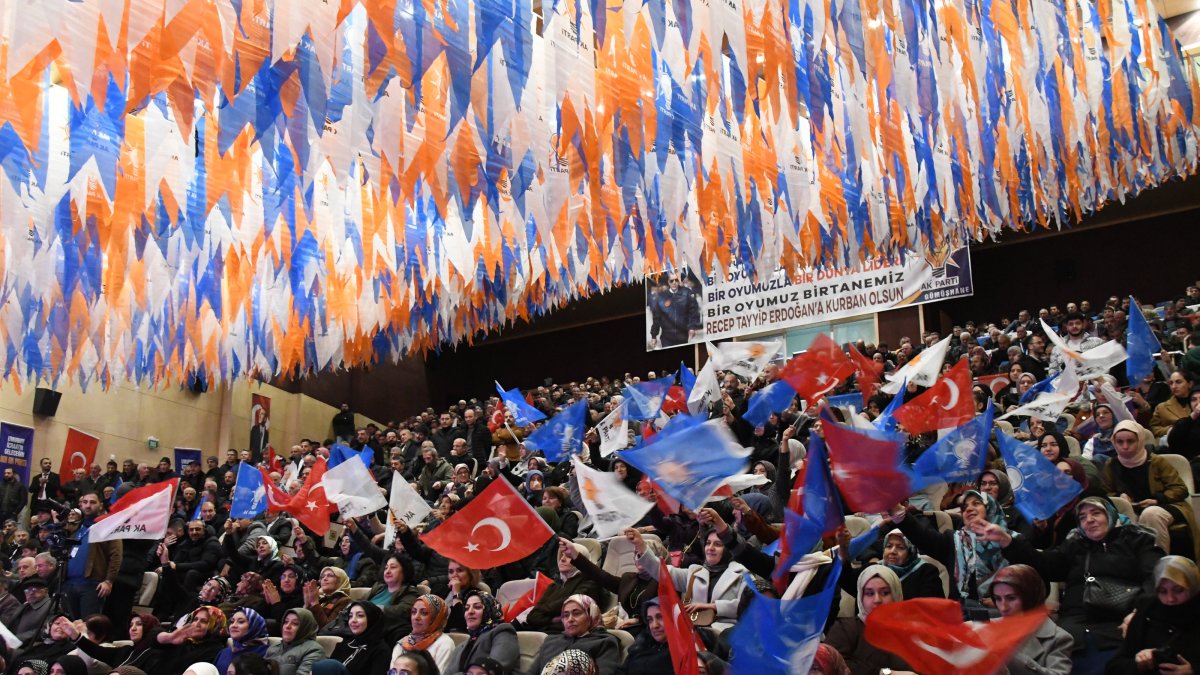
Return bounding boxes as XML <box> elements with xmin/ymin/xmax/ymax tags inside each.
<box><xmin>0</xmin><ymin>379</ymin><xmax>380</xmax><ymax>469</ymax></box>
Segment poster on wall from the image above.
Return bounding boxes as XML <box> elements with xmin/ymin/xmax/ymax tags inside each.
<box><xmin>646</xmin><ymin>247</ymin><xmax>974</xmax><ymax>350</ymax></box>
<box><xmin>59</xmin><ymin>428</ymin><xmax>99</xmax><ymax>476</ymax></box>
<box><xmin>0</xmin><ymin>423</ymin><xmax>34</xmax><ymax>486</ymax></box>
<box><xmin>174</xmin><ymin>448</ymin><xmax>202</xmax><ymax>474</ymax></box>
<box><xmin>249</xmin><ymin>394</ymin><xmax>271</xmax><ymax>463</ymax></box>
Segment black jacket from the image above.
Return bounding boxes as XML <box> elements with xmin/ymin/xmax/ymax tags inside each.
<box><xmin>1002</xmin><ymin>524</ymin><xmax>1162</xmax><ymax>649</ymax></box>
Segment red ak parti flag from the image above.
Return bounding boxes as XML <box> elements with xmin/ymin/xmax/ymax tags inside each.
<box><xmin>421</xmin><ymin>477</ymin><xmax>554</xmax><ymax>569</ymax></box>
<box><xmin>780</xmin><ymin>333</ymin><xmax>856</xmax><ymax>404</ymax></box>
<box><xmin>89</xmin><ymin>478</ymin><xmax>179</xmax><ymax>543</ymax></box>
<box><xmin>659</xmin><ymin>560</ymin><xmax>702</xmax><ymax>675</ymax></box>
<box><xmin>892</xmin><ymin>359</ymin><xmax>976</xmax><ymax>434</ymax></box>
<box><xmin>502</xmin><ymin>571</ymin><xmax>554</xmax><ymax>623</ymax></box>
<box><xmin>865</xmin><ymin>598</ymin><xmax>1049</xmax><ymax>675</ymax></box>
<box><xmin>265</xmin><ymin>457</ymin><xmax>331</xmax><ymax>535</ymax></box>
<box><xmin>846</xmin><ymin>343</ymin><xmax>883</xmax><ymax>405</ymax></box>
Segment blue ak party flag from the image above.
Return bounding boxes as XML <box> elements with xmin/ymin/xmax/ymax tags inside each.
<box><xmin>679</xmin><ymin>362</ymin><xmax>697</xmax><ymax>399</ymax></box>
<box><xmin>326</xmin><ymin>442</ymin><xmax>374</xmax><ymax>470</ymax></box>
<box><xmin>1019</xmin><ymin>373</ymin><xmax>1061</xmax><ymax>405</ymax></box>
<box><xmin>911</xmin><ymin>401</ymin><xmax>994</xmax><ymax>489</ymax></box>
<box><xmin>996</xmin><ymin>429</ymin><xmax>1083</xmax><ymax>522</ymax></box>
<box><xmin>744</xmin><ymin>380</ymin><xmax>798</xmax><ymax>427</ymax></box>
<box><xmin>623</xmin><ymin>374</ymin><xmax>675</xmax><ymax>420</ymax></box>
<box><xmin>1126</xmin><ymin>296</ymin><xmax>1161</xmax><ymax>384</ymax></box>
<box><xmin>774</xmin><ymin>435</ymin><xmax>844</xmax><ymax>587</ymax></box>
<box><xmin>620</xmin><ymin>418</ymin><xmax>750</xmax><ymax>511</ymax></box>
<box><xmin>230</xmin><ymin>462</ymin><xmax>267</xmax><ymax>519</ymax></box>
<box><xmin>731</xmin><ymin>556</ymin><xmax>844</xmax><ymax>674</ymax></box>
<box><xmin>191</xmin><ymin>493</ymin><xmax>208</xmax><ymax>521</ymax></box>
<box><xmin>522</xmin><ymin>399</ymin><xmax>588</xmax><ymax>462</ymax></box>
<box><xmin>495</xmin><ymin>381</ymin><xmax>547</xmax><ymax>426</ymax></box>
<box><xmin>873</xmin><ymin>381</ymin><xmax>906</xmax><ymax>433</ymax></box>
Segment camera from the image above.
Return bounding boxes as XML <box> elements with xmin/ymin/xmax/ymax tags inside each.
<box><xmin>1152</xmin><ymin>647</ymin><xmax>1180</xmax><ymax>667</ymax></box>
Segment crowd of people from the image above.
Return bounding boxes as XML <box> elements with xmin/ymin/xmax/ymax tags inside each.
<box><xmin>0</xmin><ymin>283</ymin><xmax>1199</xmax><ymax>675</ymax></box>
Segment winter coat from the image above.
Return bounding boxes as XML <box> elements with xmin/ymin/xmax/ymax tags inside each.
<box><xmin>529</xmin><ymin>628</ymin><xmax>622</xmax><ymax>675</ymax></box>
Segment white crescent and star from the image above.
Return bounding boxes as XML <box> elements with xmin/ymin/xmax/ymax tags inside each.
<box><xmin>70</xmin><ymin>451</ymin><xmax>88</xmax><ymax>469</ymax></box>
<box><xmin>940</xmin><ymin>378</ymin><xmax>960</xmax><ymax>411</ymax></box>
<box><xmin>466</xmin><ymin>517</ymin><xmax>512</xmax><ymax>553</ymax></box>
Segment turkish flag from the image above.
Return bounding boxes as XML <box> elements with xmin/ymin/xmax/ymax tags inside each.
<box><xmin>821</xmin><ymin>413</ymin><xmax>912</xmax><ymax>513</ymax></box>
<box><xmin>59</xmin><ymin>428</ymin><xmax>100</xmax><ymax>476</ymax></box>
<box><xmin>658</xmin><ymin>560</ymin><xmax>702</xmax><ymax>675</ymax></box>
<box><xmin>265</xmin><ymin>458</ymin><xmax>330</xmax><ymax>535</ymax></box>
<box><xmin>502</xmin><ymin>571</ymin><xmax>554</xmax><ymax>623</ymax></box>
<box><xmin>780</xmin><ymin>334</ymin><xmax>856</xmax><ymax>404</ymax></box>
<box><xmin>865</xmin><ymin>598</ymin><xmax>1048</xmax><ymax>675</ymax></box>
<box><xmin>846</xmin><ymin>343</ymin><xmax>884</xmax><ymax>405</ymax></box>
<box><xmin>662</xmin><ymin>385</ymin><xmax>689</xmax><ymax>414</ymax></box>
<box><xmin>266</xmin><ymin>447</ymin><xmax>284</xmax><ymax>474</ymax></box>
<box><xmin>420</xmin><ymin>477</ymin><xmax>554</xmax><ymax>569</ymax></box>
<box><xmin>892</xmin><ymin>360</ymin><xmax>975</xmax><ymax>435</ymax></box>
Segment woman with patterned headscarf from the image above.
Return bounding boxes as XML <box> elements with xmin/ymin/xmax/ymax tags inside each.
<box><xmin>155</xmin><ymin>605</ymin><xmax>229</xmax><ymax>675</ymax></box>
<box><xmin>1108</xmin><ymin>556</ymin><xmax>1200</xmax><ymax>674</ymax></box>
<box><xmin>539</xmin><ymin>649</ymin><xmax>598</xmax><ymax>675</ymax></box>
<box><xmin>529</xmin><ymin>595</ymin><xmax>620</xmax><ymax>675</ymax></box>
<box><xmin>392</xmin><ymin>594</ymin><xmax>453</xmax><ymax>673</ymax></box>
<box><xmin>838</xmin><ymin>528</ymin><xmax>944</xmax><ymax>601</ymax></box>
<box><xmin>448</xmin><ymin>590</ymin><xmax>519</xmax><ymax>675</ymax></box>
<box><xmin>890</xmin><ymin>490</ymin><xmax>1011</xmax><ymax>609</ymax></box>
<box><xmin>214</xmin><ymin>607</ymin><xmax>270</xmax><ymax>675</ymax></box>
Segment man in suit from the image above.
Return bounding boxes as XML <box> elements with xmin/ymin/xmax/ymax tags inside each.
<box><xmin>29</xmin><ymin>458</ymin><xmax>61</xmax><ymax>513</ymax></box>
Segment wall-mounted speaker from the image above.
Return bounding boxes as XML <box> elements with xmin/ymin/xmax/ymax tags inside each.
<box><xmin>32</xmin><ymin>388</ymin><xmax>62</xmax><ymax>416</ymax></box>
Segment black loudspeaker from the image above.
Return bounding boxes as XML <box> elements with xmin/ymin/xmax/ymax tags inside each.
<box><xmin>187</xmin><ymin>371</ymin><xmax>208</xmax><ymax>394</ymax></box>
<box><xmin>32</xmin><ymin>388</ymin><xmax>62</xmax><ymax>416</ymax></box>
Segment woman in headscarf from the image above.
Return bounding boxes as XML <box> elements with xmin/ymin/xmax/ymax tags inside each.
<box><xmin>529</xmin><ymin>596</ymin><xmax>620</xmax><ymax>675</ymax></box>
<box><xmin>392</xmin><ymin>594</ymin><xmax>453</xmax><ymax>673</ymax></box>
<box><xmin>262</xmin><ymin>563</ymin><xmax>307</xmax><ymax>628</ymax></box>
<box><xmin>214</xmin><ymin>608</ymin><xmax>269</xmax><ymax>675</ymax></box>
<box><xmin>521</xmin><ymin>541</ymin><xmax>605</xmax><ymax>633</ymax></box>
<box><xmin>523</xmin><ymin>470</ymin><xmax>545</xmax><ymax>507</ymax></box>
<box><xmin>1107</xmin><ymin>556</ymin><xmax>1200</xmax><ymax>674</ymax></box>
<box><xmin>328</xmin><ymin>602</ymin><xmax>391</xmax><ymax>675</ymax></box>
<box><xmin>809</xmin><ymin>644</ymin><xmax>852</xmax><ymax>675</ymax></box>
<box><xmin>55</xmin><ymin>612</ymin><xmax>164</xmax><ymax>671</ymax></box>
<box><xmin>1083</xmin><ymin>402</ymin><xmax>1119</xmax><ymax>468</ymax></box>
<box><xmin>542</xmin><ymin>486</ymin><xmax>580</xmax><ymax>540</ymax></box>
<box><xmin>979</xmin><ymin>496</ymin><xmax>1163</xmax><ymax>672</ymax></box>
<box><xmin>448</xmin><ymin>590</ymin><xmax>519</xmax><ymax>675</ymax></box>
<box><xmin>305</xmin><ymin>567</ymin><xmax>353</xmax><ymax>632</ymax></box>
<box><xmin>155</xmin><ymin>606</ymin><xmax>229</xmax><ymax>675</ymax></box>
<box><xmin>162</xmin><ymin>574</ymin><xmax>231</xmax><ymax>623</ymax></box>
<box><xmin>48</xmin><ymin>656</ymin><xmax>87</xmax><ymax>675</ymax></box>
<box><xmin>1101</xmin><ymin>419</ymin><xmax>1200</xmax><ymax>559</ymax></box>
<box><xmin>979</xmin><ymin>468</ymin><xmax>1035</xmax><ymax>540</ymax></box>
<box><xmin>608</xmin><ymin>459</ymin><xmax>642</xmax><ymax>493</ymax></box>
<box><xmin>613</xmin><ymin>599</ymin><xmax>671</xmax><ymax>675</ymax></box>
<box><xmin>539</xmin><ymin>649</ymin><xmax>598</xmax><ymax>675</ymax></box>
<box><xmin>14</xmin><ymin>661</ymin><xmax>48</xmax><ymax>675</ymax></box>
<box><xmin>243</xmin><ymin>535</ymin><xmax>284</xmax><ymax>582</ymax></box>
<box><xmin>559</xmin><ymin>534</ymin><xmax>664</xmax><ymax>634</ymax></box>
<box><xmin>838</xmin><ymin>528</ymin><xmax>944</xmax><ymax>600</ymax></box>
<box><xmin>890</xmin><ymin>490</ymin><xmax>1011</xmax><ymax>609</ymax></box>
<box><xmin>220</xmin><ymin>572</ymin><xmax>267</xmax><ymax>615</ymax></box>
<box><xmin>987</xmin><ymin>565</ymin><xmax>1072</xmax><ymax>675</ymax></box>
<box><xmin>630</xmin><ymin>526</ymin><xmax>749</xmax><ymax>632</ymax></box>
<box><xmin>264</xmin><ymin>608</ymin><xmax>325</xmax><ymax>675</ymax></box>
<box><xmin>823</xmin><ymin>565</ymin><xmax>910</xmax><ymax>675</ymax></box>
<box><xmin>15</xmin><ymin>615</ymin><xmax>79</xmax><ymax>668</ymax></box>
<box><xmin>1031</xmin><ymin>458</ymin><xmax>1099</xmax><ymax>550</ymax></box>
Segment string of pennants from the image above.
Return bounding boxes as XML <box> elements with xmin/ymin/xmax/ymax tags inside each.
<box><xmin>0</xmin><ymin>0</ymin><xmax>1196</xmax><ymax>388</ymax></box>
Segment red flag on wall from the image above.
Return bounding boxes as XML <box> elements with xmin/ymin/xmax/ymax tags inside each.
<box><xmin>59</xmin><ymin>428</ymin><xmax>99</xmax><ymax>476</ymax></box>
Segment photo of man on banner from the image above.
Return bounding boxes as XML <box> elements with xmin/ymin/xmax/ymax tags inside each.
<box><xmin>250</xmin><ymin>394</ymin><xmax>270</xmax><ymax>464</ymax></box>
<box><xmin>646</xmin><ymin>268</ymin><xmax>704</xmax><ymax>350</ymax></box>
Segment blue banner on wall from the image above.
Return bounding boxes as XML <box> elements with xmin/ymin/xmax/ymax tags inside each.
<box><xmin>0</xmin><ymin>423</ymin><xmax>35</xmax><ymax>487</ymax></box>
<box><xmin>174</xmin><ymin>448</ymin><xmax>202</xmax><ymax>473</ymax></box>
